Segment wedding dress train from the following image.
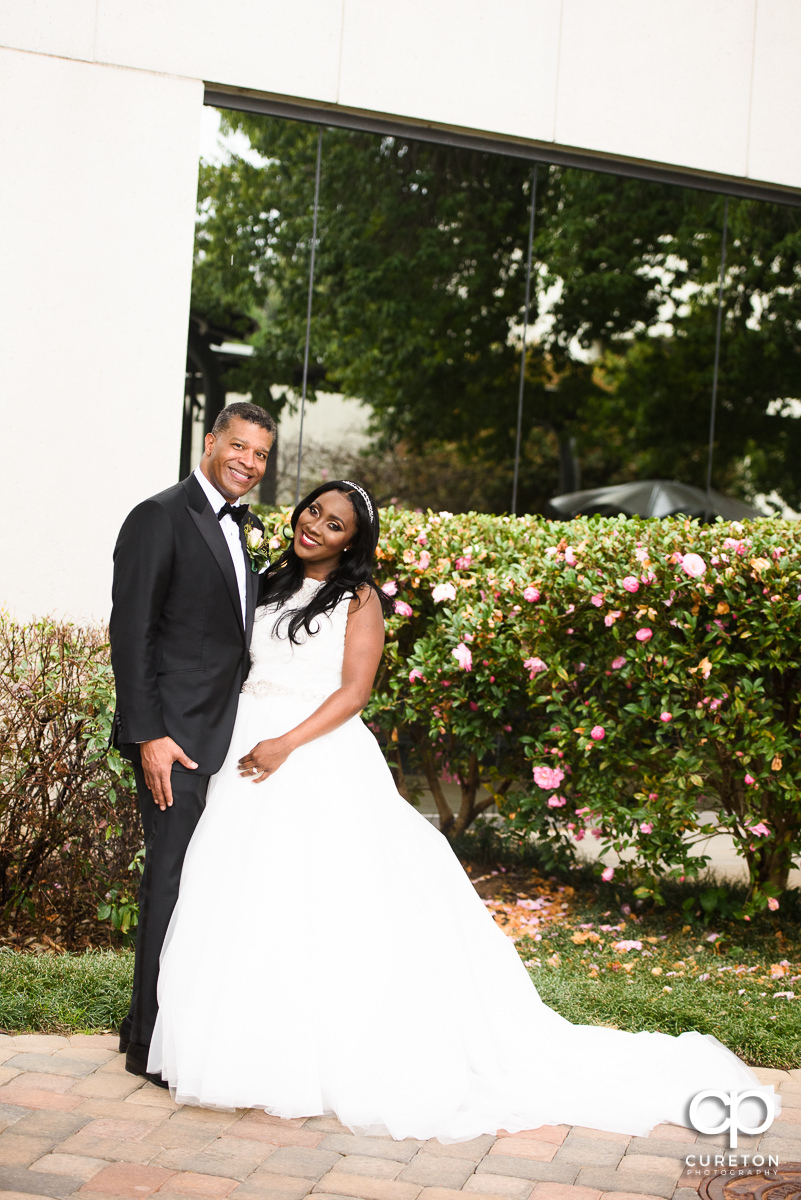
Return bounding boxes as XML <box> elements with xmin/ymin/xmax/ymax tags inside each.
<box><xmin>148</xmin><ymin>578</ymin><xmax>762</xmax><ymax>1142</ymax></box>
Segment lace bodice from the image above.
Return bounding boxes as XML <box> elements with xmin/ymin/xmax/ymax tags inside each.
<box><xmin>242</xmin><ymin>577</ymin><xmax>350</xmax><ymax>703</ymax></box>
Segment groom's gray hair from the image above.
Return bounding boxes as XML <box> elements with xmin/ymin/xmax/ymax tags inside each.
<box><xmin>212</xmin><ymin>402</ymin><xmax>276</xmax><ymax>439</ymax></box>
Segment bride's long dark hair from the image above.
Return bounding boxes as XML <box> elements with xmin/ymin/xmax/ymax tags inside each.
<box><xmin>260</xmin><ymin>480</ymin><xmax>392</xmax><ymax>643</ymax></box>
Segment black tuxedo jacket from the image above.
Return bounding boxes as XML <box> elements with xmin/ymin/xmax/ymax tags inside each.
<box><xmin>109</xmin><ymin>474</ymin><xmax>264</xmax><ymax>776</ymax></box>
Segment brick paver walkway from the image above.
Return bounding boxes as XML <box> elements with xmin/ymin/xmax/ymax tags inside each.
<box><xmin>0</xmin><ymin>1034</ymin><xmax>798</xmax><ymax>1200</ymax></box>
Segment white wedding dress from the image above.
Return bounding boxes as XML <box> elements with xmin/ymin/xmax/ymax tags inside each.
<box><xmin>148</xmin><ymin>578</ymin><xmax>763</xmax><ymax>1142</ymax></box>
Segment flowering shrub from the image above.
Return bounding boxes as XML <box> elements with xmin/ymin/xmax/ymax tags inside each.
<box><xmin>7</xmin><ymin>511</ymin><xmax>800</xmax><ymax>934</ymax></box>
<box><xmin>0</xmin><ymin>617</ymin><xmax>139</xmax><ymax>944</ymax></box>
<box><xmin>257</xmin><ymin>507</ymin><xmax>801</xmax><ymax>913</ymax></box>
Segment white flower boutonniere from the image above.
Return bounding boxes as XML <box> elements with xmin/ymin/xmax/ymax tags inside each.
<box><xmin>244</xmin><ymin>522</ymin><xmax>270</xmax><ymax>573</ymax></box>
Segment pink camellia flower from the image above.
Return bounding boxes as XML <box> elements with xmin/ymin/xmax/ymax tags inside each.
<box><xmin>408</xmin><ymin>668</ymin><xmax>424</xmax><ymax>683</ymax></box>
<box><xmin>547</xmin><ymin>795</ymin><xmax>567</xmax><ymax>808</ymax></box>
<box><xmin>601</xmin><ymin>866</ymin><xmax>615</xmax><ymax>882</ymax></box>
<box><xmin>469</xmin><ymin>701</ymin><xmax>478</xmax><ymax>711</ymax></box>
<box><xmin>622</xmin><ymin>575</ymin><xmax>639</xmax><ymax>593</ymax></box>
<box><xmin>767</xmin><ymin>897</ymin><xmax>780</xmax><ymax>911</ymax></box>
<box><xmin>604</xmin><ymin>610</ymin><xmax>622</xmax><ymax>627</ymax></box>
<box><xmin>532</xmin><ymin>765</ymin><xmax>565</xmax><ymax>790</ymax></box>
<box><xmin>431</xmin><ymin>582</ymin><xmax>456</xmax><ymax>603</ymax></box>
<box><xmin>744</xmin><ymin>774</ymin><xmax>756</xmax><ymax>786</ymax></box>
<box><xmin>639</xmin><ymin>821</ymin><xmax>653</xmax><ymax>834</ymax></box>
<box><xmin>394</xmin><ymin>600</ymin><xmax>413</xmax><ymax>617</ymax></box>
<box><xmin>591</xmin><ymin>594</ymin><xmax>604</xmax><ymax>607</ymax></box>
<box><xmin>523</xmin><ymin>586</ymin><xmax>541</xmax><ymax>602</ymax></box>
<box><xmin>418</xmin><ymin>550</ymin><xmax>431</xmax><ymax>569</ymax></box>
<box><xmin>381</xmin><ymin>580</ymin><xmax>398</xmax><ymax>596</ymax></box>
<box><xmin>452</xmin><ymin>642</ymin><xmax>473</xmax><ymax>671</ymax></box>
<box><xmin>746</xmin><ymin>821</ymin><xmax>770</xmax><ymax>837</ymax></box>
<box><xmin>564</xmin><ymin>547</ymin><xmax>577</xmax><ymax>565</ymax></box>
<box><xmin>454</xmin><ymin>554</ymin><xmax>472</xmax><ymax>570</ymax></box>
<box><xmin>636</xmin><ymin>627</ymin><xmax>653</xmax><ymax>642</ymax></box>
<box><xmin>574</xmin><ymin>828</ymin><xmax>586</xmax><ymax>842</ymax></box>
<box><xmin>681</xmin><ymin>552</ymin><xmax>707</xmax><ymax>578</ymax></box>
<box><xmin>523</xmin><ymin>656</ymin><xmax>547</xmax><ymax>678</ymax></box>
<box><xmin>416</xmin><ymin>533</ymin><xmax>428</xmax><ymax>545</ymax></box>
<box><xmin>590</xmin><ymin>725</ymin><xmax>605</xmax><ymax>741</ymax></box>
<box><xmin>611</xmin><ymin>655</ymin><xmax>626</xmax><ymax>670</ymax></box>
<box><xmin>660</xmin><ymin>712</ymin><xmax>672</xmax><ymax>723</ymax></box>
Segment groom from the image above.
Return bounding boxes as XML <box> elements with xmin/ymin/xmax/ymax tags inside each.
<box><xmin>110</xmin><ymin>401</ymin><xmax>275</xmax><ymax>1081</ymax></box>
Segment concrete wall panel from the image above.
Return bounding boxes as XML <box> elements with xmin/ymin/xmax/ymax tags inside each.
<box><xmin>0</xmin><ymin>0</ymin><xmax>97</xmax><ymax>61</ymax></box>
<box><xmin>94</xmin><ymin>0</ymin><xmax>344</xmax><ymax>104</ymax></box>
<box><xmin>0</xmin><ymin>49</ymin><xmax>202</xmax><ymax>620</ymax></box>
<box><xmin>338</xmin><ymin>0</ymin><xmax>562</xmax><ymax>142</ymax></box>
<box><xmin>748</xmin><ymin>1</ymin><xmax>801</xmax><ymax>188</ymax></box>
<box><xmin>2</xmin><ymin>0</ymin><xmax>800</xmax><ymax>190</ymax></box>
<box><xmin>555</xmin><ymin>0</ymin><xmax>756</xmax><ymax>178</ymax></box>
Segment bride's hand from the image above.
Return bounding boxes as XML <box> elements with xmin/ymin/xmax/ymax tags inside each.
<box><xmin>238</xmin><ymin>737</ymin><xmax>292</xmax><ymax>783</ymax></box>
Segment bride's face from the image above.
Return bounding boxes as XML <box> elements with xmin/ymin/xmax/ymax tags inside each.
<box><xmin>294</xmin><ymin>491</ymin><xmax>357</xmax><ymax>575</ymax></box>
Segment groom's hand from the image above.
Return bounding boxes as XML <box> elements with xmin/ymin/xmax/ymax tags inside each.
<box><xmin>238</xmin><ymin>738</ymin><xmax>291</xmax><ymax>783</ymax></box>
<box><xmin>140</xmin><ymin>737</ymin><xmax>198</xmax><ymax>810</ymax></box>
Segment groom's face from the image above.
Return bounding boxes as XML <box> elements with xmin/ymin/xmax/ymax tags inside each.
<box><xmin>202</xmin><ymin>417</ymin><xmax>273</xmax><ymax>501</ymax></box>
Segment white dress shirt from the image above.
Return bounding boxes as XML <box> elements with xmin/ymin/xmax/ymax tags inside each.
<box><xmin>194</xmin><ymin>466</ymin><xmax>248</xmax><ymax>626</ymax></box>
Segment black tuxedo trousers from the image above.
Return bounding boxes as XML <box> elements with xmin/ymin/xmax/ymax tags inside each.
<box><xmin>119</xmin><ymin>764</ymin><xmax>209</xmax><ymax>1061</ymax></box>
<box><xmin>110</xmin><ymin>474</ymin><xmax>263</xmax><ymax>1069</ymax></box>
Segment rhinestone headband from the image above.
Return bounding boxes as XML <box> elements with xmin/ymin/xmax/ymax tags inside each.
<box><xmin>341</xmin><ymin>481</ymin><xmax>374</xmax><ymax>524</ymax></box>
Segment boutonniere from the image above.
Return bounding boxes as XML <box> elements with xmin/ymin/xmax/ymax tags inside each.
<box><xmin>243</xmin><ymin>522</ymin><xmax>269</xmax><ymax>573</ymax></box>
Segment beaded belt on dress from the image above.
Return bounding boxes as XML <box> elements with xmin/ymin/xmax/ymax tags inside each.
<box><xmin>241</xmin><ymin>678</ymin><xmax>331</xmax><ymax>703</ymax></box>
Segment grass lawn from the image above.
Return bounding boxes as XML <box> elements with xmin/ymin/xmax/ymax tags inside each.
<box><xmin>1</xmin><ymin>854</ymin><xmax>798</xmax><ymax>1069</ymax></box>
<box><xmin>0</xmin><ymin>948</ymin><xmax>132</xmax><ymax>1035</ymax></box>
<box><xmin>517</xmin><ymin>909</ymin><xmax>799</xmax><ymax>1070</ymax></box>
<box><xmin>462</xmin><ymin>835</ymin><xmax>801</xmax><ymax>1070</ymax></box>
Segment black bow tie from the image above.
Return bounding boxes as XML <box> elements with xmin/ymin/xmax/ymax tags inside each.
<box><xmin>218</xmin><ymin>503</ymin><xmax>248</xmax><ymax>526</ymax></box>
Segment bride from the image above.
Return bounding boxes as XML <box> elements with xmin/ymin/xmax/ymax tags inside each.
<box><xmin>148</xmin><ymin>479</ymin><xmax>765</xmax><ymax>1143</ymax></box>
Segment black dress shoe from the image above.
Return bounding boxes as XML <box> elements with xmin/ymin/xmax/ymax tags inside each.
<box><xmin>125</xmin><ymin>1045</ymin><xmax>170</xmax><ymax>1089</ymax></box>
<box><xmin>117</xmin><ymin>1016</ymin><xmax>131</xmax><ymax>1056</ymax></box>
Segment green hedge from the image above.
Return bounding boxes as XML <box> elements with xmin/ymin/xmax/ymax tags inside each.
<box><xmin>259</xmin><ymin>506</ymin><xmax>801</xmax><ymax>914</ymax></box>
<box><xmin>5</xmin><ymin>510</ymin><xmax>800</xmax><ymax>937</ymax></box>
